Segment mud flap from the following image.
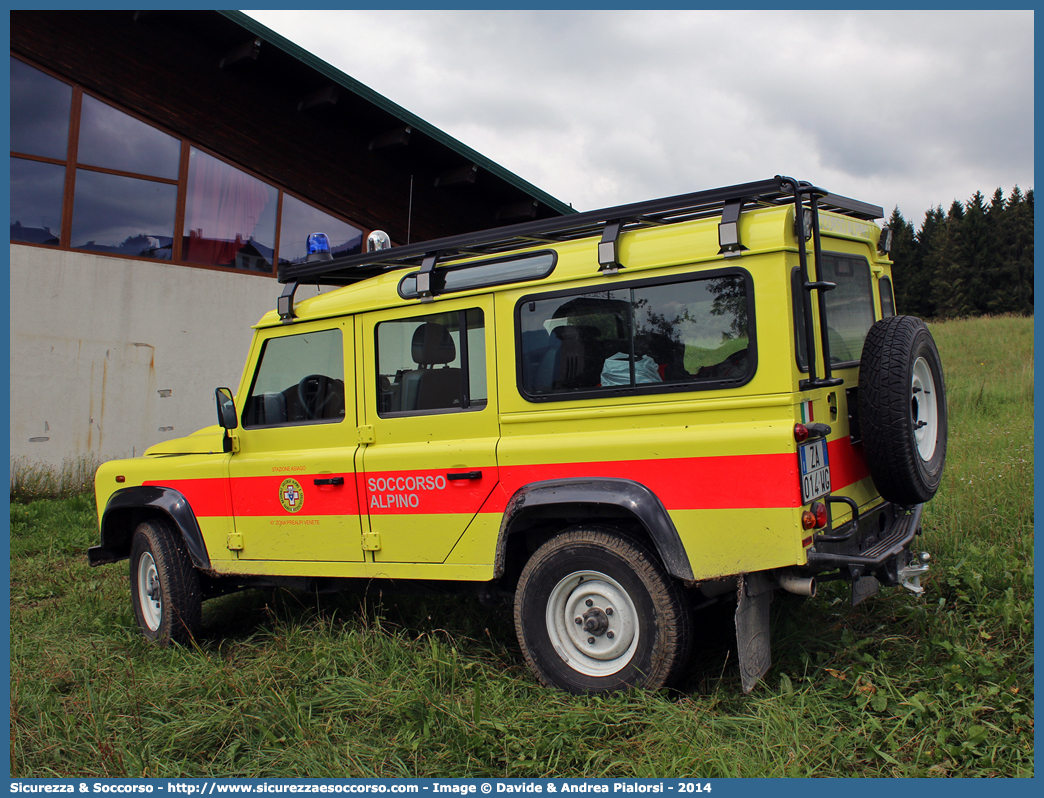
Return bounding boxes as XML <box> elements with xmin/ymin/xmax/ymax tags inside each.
<box><xmin>851</xmin><ymin>575</ymin><xmax>881</xmax><ymax>607</ymax></box>
<box><xmin>735</xmin><ymin>572</ymin><xmax>773</xmax><ymax>693</ymax></box>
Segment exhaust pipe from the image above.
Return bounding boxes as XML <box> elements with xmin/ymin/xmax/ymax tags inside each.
<box><xmin>778</xmin><ymin>572</ymin><xmax>817</xmax><ymax>597</ymax></box>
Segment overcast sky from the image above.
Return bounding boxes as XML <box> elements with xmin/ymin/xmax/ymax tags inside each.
<box><xmin>244</xmin><ymin>9</ymin><xmax>1033</xmax><ymax>227</ymax></box>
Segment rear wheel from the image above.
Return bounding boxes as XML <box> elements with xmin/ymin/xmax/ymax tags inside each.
<box><xmin>514</xmin><ymin>526</ymin><xmax>692</xmax><ymax>693</ymax></box>
<box><xmin>129</xmin><ymin>519</ymin><xmax>201</xmax><ymax>644</ymax></box>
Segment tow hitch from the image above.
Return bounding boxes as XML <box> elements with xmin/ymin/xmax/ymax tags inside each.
<box><xmin>898</xmin><ymin>551</ymin><xmax>931</xmax><ymax>594</ymax></box>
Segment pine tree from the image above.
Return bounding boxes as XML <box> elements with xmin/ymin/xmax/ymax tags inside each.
<box><xmin>886</xmin><ymin>186</ymin><xmax>1033</xmax><ymax>318</ymax></box>
<box><xmin>930</xmin><ymin>200</ymin><xmax>974</xmax><ymax>318</ymax></box>
<box><xmin>912</xmin><ymin>206</ymin><xmax>945</xmax><ymax>318</ymax></box>
<box><xmin>885</xmin><ymin>207</ymin><xmax>917</xmax><ymax>314</ymax></box>
<box><xmin>1001</xmin><ymin>186</ymin><xmax>1034</xmax><ymax>315</ymax></box>
<box><xmin>959</xmin><ymin>191</ymin><xmax>991</xmax><ymax>314</ymax></box>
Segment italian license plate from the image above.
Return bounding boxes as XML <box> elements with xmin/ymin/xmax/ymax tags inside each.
<box><xmin>799</xmin><ymin>439</ymin><xmax>831</xmax><ymax>503</ymax></box>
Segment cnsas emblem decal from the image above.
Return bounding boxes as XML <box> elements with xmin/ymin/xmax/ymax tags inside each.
<box><xmin>278</xmin><ymin>478</ymin><xmax>304</xmax><ymax>513</ymax></box>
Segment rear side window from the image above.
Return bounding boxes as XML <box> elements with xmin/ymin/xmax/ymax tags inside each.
<box><xmin>242</xmin><ymin>328</ymin><xmax>345</xmax><ymax>427</ymax></box>
<box><xmin>880</xmin><ymin>277</ymin><xmax>896</xmax><ymax>318</ymax></box>
<box><xmin>518</xmin><ymin>271</ymin><xmax>754</xmax><ymax>400</ymax></box>
<box><xmin>794</xmin><ymin>254</ymin><xmax>875</xmax><ymax>369</ymax></box>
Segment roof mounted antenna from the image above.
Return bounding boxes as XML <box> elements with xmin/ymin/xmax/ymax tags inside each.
<box><xmin>407</xmin><ymin>175</ymin><xmax>414</xmax><ymax>245</ymax></box>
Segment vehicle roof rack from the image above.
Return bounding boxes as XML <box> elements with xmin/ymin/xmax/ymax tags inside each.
<box><xmin>277</xmin><ymin>175</ymin><xmax>883</xmax><ymax>288</ymax></box>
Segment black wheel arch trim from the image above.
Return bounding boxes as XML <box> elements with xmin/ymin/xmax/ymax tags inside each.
<box><xmin>495</xmin><ymin>477</ymin><xmax>694</xmax><ymax>582</ymax></box>
<box><xmin>88</xmin><ymin>486</ymin><xmax>211</xmax><ymax>569</ymax></box>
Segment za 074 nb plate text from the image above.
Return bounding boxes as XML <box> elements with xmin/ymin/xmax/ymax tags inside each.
<box><xmin>799</xmin><ymin>438</ymin><xmax>831</xmax><ymax>503</ymax></box>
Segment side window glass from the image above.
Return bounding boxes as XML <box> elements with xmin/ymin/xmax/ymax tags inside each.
<box><xmin>376</xmin><ymin>309</ymin><xmax>486</xmax><ymax>416</ymax></box>
<box><xmin>242</xmin><ymin>329</ymin><xmax>344</xmax><ymax>427</ymax></box>
<box><xmin>792</xmin><ymin>268</ymin><xmax>809</xmax><ymax>371</ymax></box>
<box><xmin>519</xmin><ymin>274</ymin><xmax>751</xmax><ymax>398</ymax></box>
<box><xmin>879</xmin><ymin>277</ymin><xmax>896</xmax><ymax>318</ymax></box>
<box><xmin>820</xmin><ymin>254</ymin><xmax>875</xmax><ymax>365</ymax></box>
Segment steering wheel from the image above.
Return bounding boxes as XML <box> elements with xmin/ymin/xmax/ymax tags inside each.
<box><xmin>297</xmin><ymin>374</ymin><xmax>335</xmax><ymax>419</ymax></box>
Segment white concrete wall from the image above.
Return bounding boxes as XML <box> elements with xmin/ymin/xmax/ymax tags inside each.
<box><xmin>9</xmin><ymin>245</ymin><xmax>311</xmax><ymax>468</ymax></box>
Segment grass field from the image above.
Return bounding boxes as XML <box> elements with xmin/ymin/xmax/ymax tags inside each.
<box><xmin>9</xmin><ymin>315</ymin><xmax>1034</xmax><ymax>778</ymax></box>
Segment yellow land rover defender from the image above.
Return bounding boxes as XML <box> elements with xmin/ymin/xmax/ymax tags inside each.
<box><xmin>91</xmin><ymin>176</ymin><xmax>947</xmax><ymax>693</ymax></box>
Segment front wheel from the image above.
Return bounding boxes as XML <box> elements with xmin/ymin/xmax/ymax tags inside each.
<box><xmin>129</xmin><ymin>519</ymin><xmax>202</xmax><ymax>645</ymax></box>
<box><xmin>513</xmin><ymin>527</ymin><xmax>692</xmax><ymax>693</ymax></box>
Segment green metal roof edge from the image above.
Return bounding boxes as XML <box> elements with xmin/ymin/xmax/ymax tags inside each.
<box><xmin>220</xmin><ymin>10</ymin><xmax>576</xmax><ymax>216</ymax></box>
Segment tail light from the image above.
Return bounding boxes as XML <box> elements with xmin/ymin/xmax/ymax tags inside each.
<box><xmin>801</xmin><ymin>501</ymin><xmax>828</xmax><ymax>530</ymax></box>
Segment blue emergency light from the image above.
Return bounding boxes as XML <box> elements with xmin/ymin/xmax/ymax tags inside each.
<box><xmin>306</xmin><ymin>232</ymin><xmax>332</xmax><ymax>262</ymax></box>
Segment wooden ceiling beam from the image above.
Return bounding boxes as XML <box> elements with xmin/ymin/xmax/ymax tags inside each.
<box><xmin>297</xmin><ymin>84</ymin><xmax>339</xmax><ymax>112</ymax></box>
<box><xmin>219</xmin><ymin>37</ymin><xmax>261</xmax><ymax>69</ymax></box>
<box><xmin>368</xmin><ymin>125</ymin><xmax>412</xmax><ymax>151</ymax></box>
<box><xmin>435</xmin><ymin>164</ymin><xmax>478</xmax><ymax>187</ymax></box>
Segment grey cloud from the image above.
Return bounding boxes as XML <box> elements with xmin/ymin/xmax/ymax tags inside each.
<box><xmin>246</xmin><ymin>9</ymin><xmax>1032</xmax><ymax>220</ymax></box>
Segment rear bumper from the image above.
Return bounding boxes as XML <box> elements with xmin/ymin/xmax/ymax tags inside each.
<box><xmin>805</xmin><ymin>503</ymin><xmax>923</xmax><ymax>572</ymax></box>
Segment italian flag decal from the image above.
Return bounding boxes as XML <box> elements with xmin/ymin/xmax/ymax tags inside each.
<box><xmin>800</xmin><ymin>400</ymin><xmax>814</xmax><ymax>423</ymax></box>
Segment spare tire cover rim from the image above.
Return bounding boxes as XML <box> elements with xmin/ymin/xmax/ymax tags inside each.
<box><xmin>911</xmin><ymin>355</ymin><xmax>939</xmax><ymax>461</ymax></box>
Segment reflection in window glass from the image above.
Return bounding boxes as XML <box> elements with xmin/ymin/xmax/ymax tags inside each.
<box><xmin>77</xmin><ymin>94</ymin><xmax>181</xmax><ymax>179</ymax></box>
<box><xmin>793</xmin><ymin>256</ymin><xmax>875</xmax><ymax>369</ymax></box>
<box><xmin>519</xmin><ymin>275</ymin><xmax>750</xmax><ymax>397</ymax></box>
<box><xmin>277</xmin><ymin>194</ymin><xmax>362</xmax><ymax>266</ymax></box>
<box><xmin>820</xmin><ymin>254</ymin><xmax>874</xmax><ymax>364</ymax></box>
<box><xmin>376</xmin><ymin>309</ymin><xmax>486</xmax><ymax>415</ymax></box>
<box><xmin>243</xmin><ymin>329</ymin><xmax>345</xmax><ymax>427</ymax></box>
<box><xmin>71</xmin><ymin>169</ymin><xmax>177</xmax><ymax>258</ymax></box>
<box><xmin>183</xmin><ymin>148</ymin><xmax>277</xmax><ymax>271</ymax></box>
<box><xmin>10</xmin><ymin>57</ymin><xmax>72</xmax><ymax>160</ymax></box>
<box><xmin>10</xmin><ymin>157</ymin><xmax>64</xmax><ymax>245</ymax></box>
<box><xmin>399</xmin><ymin>252</ymin><xmax>556</xmax><ymax>298</ymax></box>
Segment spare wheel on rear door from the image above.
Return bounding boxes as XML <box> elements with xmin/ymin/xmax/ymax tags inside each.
<box><xmin>858</xmin><ymin>315</ymin><xmax>948</xmax><ymax>506</ymax></box>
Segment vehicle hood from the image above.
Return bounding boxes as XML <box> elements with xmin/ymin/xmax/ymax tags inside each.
<box><xmin>144</xmin><ymin>425</ymin><xmax>227</xmax><ymax>456</ymax></box>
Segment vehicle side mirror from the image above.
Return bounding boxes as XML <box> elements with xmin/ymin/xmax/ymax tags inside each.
<box><xmin>215</xmin><ymin>387</ymin><xmax>238</xmax><ymax>430</ymax></box>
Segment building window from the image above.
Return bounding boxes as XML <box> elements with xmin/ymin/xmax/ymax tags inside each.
<box><xmin>77</xmin><ymin>94</ymin><xmax>181</xmax><ymax>178</ymax></box>
<box><xmin>10</xmin><ymin>157</ymin><xmax>65</xmax><ymax>245</ymax></box>
<box><xmin>278</xmin><ymin>193</ymin><xmax>362</xmax><ymax>267</ymax></box>
<box><xmin>10</xmin><ymin>56</ymin><xmax>71</xmax><ymax>160</ymax></box>
<box><xmin>71</xmin><ymin>170</ymin><xmax>178</xmax><ymax>258</ymax></box>
<box><xmin>9</xmin><ymin>55</ymin><xmax>365</xmax><ymax>274</ymax></box>
<box><xmin>183</xmin><ymin>148</ymin><xmax>278</xmax><ymax>271</ymax></box>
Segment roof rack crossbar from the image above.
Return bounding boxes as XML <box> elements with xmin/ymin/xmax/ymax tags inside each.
<box><xmin>278</xmin><ymin>176</ymin><xmax>883</xmax><ymax>286</ymax></box>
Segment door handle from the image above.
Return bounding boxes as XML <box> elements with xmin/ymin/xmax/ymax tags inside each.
<box><xmin>314</xmin><ymin>476</ymin><xmax>345</xmax><ymax>485</ymax></box>
<box><xmin>447</xmin><ymin>471</ymin><xmax>482</xmax><ymax>481</ymax></box>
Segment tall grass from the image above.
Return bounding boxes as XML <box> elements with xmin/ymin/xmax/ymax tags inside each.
<box><xmin>9</xmin><ymin>316</ymin><xmax>1033</xmax><ymax>778</ymax></box>
<box><xmin>10</xmin><ymin>453</ymin><xmax>103</xmax><ymax>503</ymax></box>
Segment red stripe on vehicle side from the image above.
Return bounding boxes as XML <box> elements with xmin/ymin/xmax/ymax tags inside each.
<box><xmin>147</xmin><ymin>443</ymin><xmax>871</xmax><ymax>520</ymax></box>
<box><xmin>231</xmin><ymin>474</ymin><xmax>360</xmax><ymax>516</ymax></box>
<box><xmin>493</xmin><ymin>452</ymin><xmax>803</xmax><ymax>511</ymax></box>
<box><xmin>827</xmin><ymin>437</ymin><xmax>871</xmax><ymax>489</ymax></box>
<box><xmin>142</xmin><ymin>478</ymin><xmax>230</xmax><ymax>517</ymax></box>
<box><xmin>144</xmin><ymin>475</ymin><xmax>361</xmax><ymax>517</ymax></box>
<box><xmin>363</xmin><ymin>468</ymin><xmax>497</xmax><ymax>515</ymax></box>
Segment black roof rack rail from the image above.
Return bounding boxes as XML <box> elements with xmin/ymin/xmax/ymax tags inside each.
<box><xmin>277</xmin><ymin>175</ymin><xmax>883</xmax><ymax>287</ymax></box>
